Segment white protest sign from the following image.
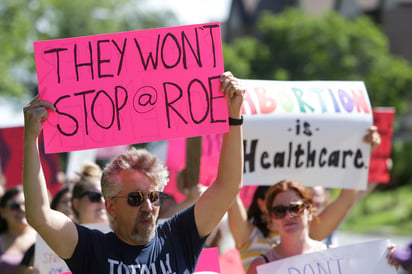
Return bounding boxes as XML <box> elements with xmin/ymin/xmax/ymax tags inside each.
<box><xmin>34</xmin><ymin>223</ymin><xmax>111</xmax><ymax>274</ymax></box>
<box><xmin>241</xmin><ymin>79</ymin><xmax>373</xmax><ymax>190</ymax></box>
<box><xmin>257</xmin><ymin>239</ymin><xmax>396</xmax><ymax>274</ymax></box>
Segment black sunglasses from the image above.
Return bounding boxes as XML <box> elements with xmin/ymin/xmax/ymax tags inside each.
<box><xmin>78</xmin><ymin>191</ymin><xmax>103</xmax><ymax>203</ymax></box>
<box><xmin>111</xmin><ymin>191</ymin><xmax>167</xmax><ymax>207</ymax></box>
<box><xmin>8</xmin><ymin>201</ymin><xmax>24</xmax><ymax>211</ymax></box>
<box><xmin>269</xmin><ymin>202</ymin><xmax>309</xmax><ymax>219</ymax></box>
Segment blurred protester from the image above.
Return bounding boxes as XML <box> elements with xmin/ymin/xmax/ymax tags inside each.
<box><xmin>0</xmin><ymin>186</ymin><xmax>36</xmax><ymax>274</ymax></box>
<box><xmin>158</xmin><ymin>168</ymin><xmax>206</xmax><ymax>220</ymax></box>
<box><xmin>18</xmin><ymin>186</ymin><xmax>74</xmax><ymax>274</ymax></box>
<box><xmin>71</xmin><ymin>177</ymin><xmax>108</xmax><ymax>225</ymax></box>
<box><xmin>388</xmin><ymin>242</ymin><xmax>412</xmax><ymax>273</ymax></box>
<box><xmin>19</xmin><ymin>174</ymin><xmax>109</xmax><ymax>273</ymax></box>
<box><xmin>76</xmin><ymin>161</ymin><xmax>102</xmax><ymax>181</ymax></box>
<box><xmin>66</xmin><ymin>158</ymin><xmax>107</xmax><ymax>225</ymax></box>
<box><xmin>50</xmin><ymin>186</ymin><xmax>74</xmax><ymax>220</ymax></box>
<box><xmin>310</xmin><ymin>186</ymin><xmax>338</xmax><ymax>247</ymax></box>
<box><xmin>310</xmin><ymin>186</ymin><xmax>330</xmax><ymax>213</ymax></box>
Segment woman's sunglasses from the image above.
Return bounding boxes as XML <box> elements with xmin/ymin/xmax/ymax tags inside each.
<box><xmin>7</xmin><ymin>201</ymin><xmax>24</xmax><ymax>211</ymax></box>
<box><xmin>111</xmin><ymin>191</ymin><xmax>167</xmax><ymax>207</ymax></box>
<box><xmin>269</xmin><ymin>202</ymin><xmax>309</xmax><ymax>219</ymax></box>
<box><xmin>78</xmin><ymin>191</ymin><xmax>103</xmax><ymax>203</ymax></box>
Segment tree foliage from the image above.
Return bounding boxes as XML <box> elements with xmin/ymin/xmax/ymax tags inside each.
<box><xmin>0</xmin><ymin>0</ymin><xmax>177</xmax><ymax>97</ymax></box>
<box><xmin>223</xmin><ymin>8</ymin><xmax>412</xmax><ymax>187</ymax></box>
<box><xmin>223</xmin><ymin>8</ymin><xmax>412</xmax><ymax>114</ymax></box>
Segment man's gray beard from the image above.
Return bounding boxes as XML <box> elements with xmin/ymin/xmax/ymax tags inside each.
<box><xmin>131</xmin><ymin>213</ymin><xmax>156</xmax><ymax>243</ymax></box>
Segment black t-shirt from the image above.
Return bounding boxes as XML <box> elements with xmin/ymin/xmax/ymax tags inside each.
<box><xmin>65</xmin><ymin>205</ymin><xmax>206</xmax><ymax>274</ymax></box>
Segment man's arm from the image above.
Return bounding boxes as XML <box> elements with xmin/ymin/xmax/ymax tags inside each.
<box><xmin>23</xmin><ymin>96</ymin><xmax>78</xmax><ymax>259</ymax></box>
<box><xmin>194</xmin><ymin>72</ymin><xmax>244</xmax><ymax>238</ymax></box>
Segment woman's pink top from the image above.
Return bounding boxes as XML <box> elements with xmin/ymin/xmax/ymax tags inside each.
<box><xmin>0</xmin><ymin>252</ymin><xmax>23</xmax><ymax>274</ymax></box>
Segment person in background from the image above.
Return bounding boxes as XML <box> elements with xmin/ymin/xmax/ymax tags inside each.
<box><xmin>18</xmin><ymin>163</ymin><xmax>108</xmax><ymax>274</ymax></box>
<box><xmin>310</xmin><ymin>186</ymin><xmax>330</xmax><ymax>213</ymax></box>
<box><xmin>68</xmin><ymin>161</ymin><xmax>108</xmax><ymax>225</ymax></box>
<box><xmin>228</xmin><ymin>125</ymin><xmax>382</xmax><ymax>272</ymax></box>
<box><xmin>50</xmin><ymin>186</ymin><xmax>74</xmax><ymax>220</ymax></box>
<box><xmin>18</xmin><ymin>186</ymin><xmax>74</xmax><ymax>274</ymax></box>
<box><xmin>19</xmin><ymin>172</ymin><xmax>110</xmax><ymax>273</ymax></box>
<box><xmin>310</xmin><ymin>185</ymin><xmax>337</xmax><ymax>247</ymax></box>
<box><xmin>388</xmin><ymin>241</ymin><xmax>411</xmax><ymax>273</ymax></box>
<box><xmin>76</xmin><ymin>161</ymin><xmax>102</xmax><ymax>182</ymax></box>
<box><xmin>0</xmin><ymin>186</ymin><xmax>36</xmax><ymax>274</ymax></box>
<box><xmin>71</xmin><ymin>177</ymin><xmax>108</xmax><ymax>225</ymax></box>
<box><xmin>158</xmin><ymin>168</ymin><xmax>206</xmax><ymax>220</ymax></box>
<box><xmin>247</xmin><ymin>180</ymin><xmax>327</xmax><ymax>274</ymax></box>
<box><xmin>22</xmin><ymin>71</ymin><xmax>245</xmax><ymax>273</ymax></box>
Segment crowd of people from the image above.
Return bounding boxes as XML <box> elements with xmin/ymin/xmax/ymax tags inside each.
<box><xmin>0</xmin><ymin>71</ymin><xmax>409</xmax><ymax>273</ymax></box>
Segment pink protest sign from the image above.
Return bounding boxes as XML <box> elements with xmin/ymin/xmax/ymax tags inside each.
<box><xmin>164</xmin><ymin>134</ymin><xmax>257</xmax><ymax>207</ymax></box>
<box><xmin>33</xmin><ymin>23</ymin><xmax>227</xmax><ymax>153</ymax></box>
<box><xmin>194</xmin><ymin>247</ymin><xmax>221</xmax><ymax>273</ymax></box>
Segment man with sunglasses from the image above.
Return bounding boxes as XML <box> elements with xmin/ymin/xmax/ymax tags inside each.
<box><xmin>22</xmin><ymin>71</ymin><xmax>244</xmax><ymax>274</ymax></box>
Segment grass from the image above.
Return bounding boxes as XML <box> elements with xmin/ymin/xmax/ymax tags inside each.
<box><xmin>338</xmin><ymin>185</ymin><xmax>412</xmax><ymax>236</ymax></box>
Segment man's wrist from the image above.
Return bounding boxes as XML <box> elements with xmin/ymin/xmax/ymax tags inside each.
<box><xmin>228</xmin><ymin>116</ymin><xmax>243</xmax><ymax>126</ymax></box>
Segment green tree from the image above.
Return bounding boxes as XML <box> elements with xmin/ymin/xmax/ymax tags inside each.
<box><xmin>0</xmin><ymin>0</ymin><xmax>177</xmax><ymax>97</ymax></box>
<box><xmin>223</xmin><ymin>8</ymin><xmax>412</xmax><ymax>187</ymax></box>
<box><xmin>223</xmin><ymin>8</ymin><xmax>412</xmax><ymax>114</ymax></box>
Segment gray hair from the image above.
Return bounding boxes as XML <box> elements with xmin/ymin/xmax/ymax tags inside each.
<box><xmin>101</xmin><ymin>147</ymin><xmax>169</xmax><ymax>198</ymax></box>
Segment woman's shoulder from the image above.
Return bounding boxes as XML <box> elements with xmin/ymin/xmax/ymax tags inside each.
<box><xmin>247</xmin><ymin>254</ymin><xmax>268</xmax><ymax>274</ymax></box>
